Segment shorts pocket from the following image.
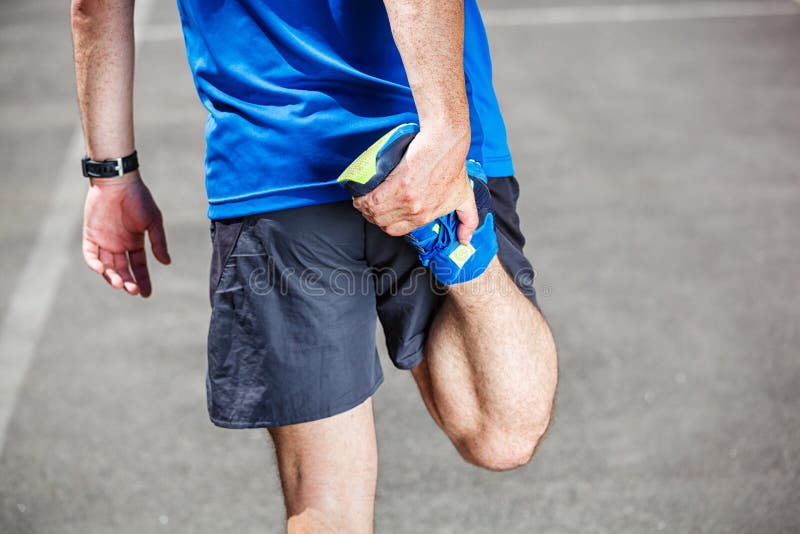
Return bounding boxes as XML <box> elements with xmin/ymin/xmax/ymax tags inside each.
<box><xmin>209</xmin><ymin>218</ymin><xmax>246</xmax><ymax>300</ymax></box>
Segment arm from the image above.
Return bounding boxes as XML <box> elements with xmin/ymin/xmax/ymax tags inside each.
<box><xmin>353</xmin><ymin>0</ymin><xmax>478</xmax><ymax>243</ymax></box>
<box><xmin>71</xmin><ymin>0</ymin><xmax>170</xmax><ymax>298</ymax></box>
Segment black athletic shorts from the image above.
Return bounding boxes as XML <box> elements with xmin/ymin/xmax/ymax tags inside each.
<box><xmin>206</xmin><ymin>176</ymin><xmax>537</xmax><ymax>428</ymax></box>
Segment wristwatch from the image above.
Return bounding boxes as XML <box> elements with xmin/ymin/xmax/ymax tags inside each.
<box><xmin>81</xmin><ymin>150</ymin><xmax>139</xmax><ymax>178</ymax></box>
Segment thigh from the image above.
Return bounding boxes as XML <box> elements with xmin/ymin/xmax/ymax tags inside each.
<box><xmin>270</xmin><ymin>398</ymin><xmax>377</xmax><ymax>533</ymax></box>
<box><xmin>208</xmin><ymin>202</ymin><xmax>383</xmax><ymax>429</ymax></box>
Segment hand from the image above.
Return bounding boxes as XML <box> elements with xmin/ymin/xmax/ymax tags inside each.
<box><xmin>352</xmin><ymin>124</ymin><xmax>479</xmax><ymax>244</ymax></box>
<box><xmin>82</xmin><ymin>171</ymin><xmax>171</xmax><ymax>297</ymax></box>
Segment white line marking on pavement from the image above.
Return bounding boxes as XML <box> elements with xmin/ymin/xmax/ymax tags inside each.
<box><xmin>481</xmin><ymin>0</ymin><xmax>800</xmax><ymax>26</ymax></box>
<box><xmin>0</xmin><ymin>0</ymin><xmax>156</xmax><ymax>454</ymax></box>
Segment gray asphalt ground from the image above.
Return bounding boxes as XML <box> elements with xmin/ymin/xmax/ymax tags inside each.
<box><xmin>1</xmin><ymin>0</ymin><xmax>799</xmax><ymax>532</ymax></box>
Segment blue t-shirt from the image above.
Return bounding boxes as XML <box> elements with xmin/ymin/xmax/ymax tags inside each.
<box><xmin>176</xmin><ymin>0</ymin><xmax>515</xmax><ymax>219</ymax></box>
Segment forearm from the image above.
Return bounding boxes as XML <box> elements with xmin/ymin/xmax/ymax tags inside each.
<box><xmin>383</xmin><ymin>0</ymin><xmax>470</xmax><ymax>136</ymax></box>
<box><xmin>71</xmin><ymin>0</ymin><xmax>136</xmax><ymax>162</ymax></box>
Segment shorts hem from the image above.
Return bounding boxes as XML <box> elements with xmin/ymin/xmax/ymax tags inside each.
<box><xmin>495</xmin><ymin>229</ymin><xmax>539</xmax><ymax>309</ymax></box>
<box><xmin>208</xmin><ymin>374</ymin><xmax>384</xmax><ymax>429</ymax></box>
<box><xmin>393</xmin><ymin>347</ymin><xmax>425</xmax><ymax>371</ymax></box>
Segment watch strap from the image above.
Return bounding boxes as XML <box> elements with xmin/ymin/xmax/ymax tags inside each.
<box><xmin>82</xmin><ymin>151</ymin><xmax>139</xmax><ymax>178</ymax></box>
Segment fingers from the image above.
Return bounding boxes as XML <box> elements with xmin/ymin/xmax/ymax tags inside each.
<box><xmin>355</xmin><ymin>178</ymin><xmax>474</xmax><ymax>239</ymax></box>
<box><xmin>355</xmin><ymin>204</ymin><xmax>427</xmax><ymax>236</ymax></box>
<box><xmin>355</xmin><ymin>182</ymin><xmax>438</xmax><ymax>234</ymax></box>
<box><xmin>354</xmin><ymin>161</ymin><xmax>474</xmax><ymax>238</ymax></box>
<box><xmin>114</xmin><ymin>252</ymin><xmax>140</xmax><ymax>296</ymax></box>
<box><xmin>84</xmin><ymin>240</ymin><xmax>144</xmax><ymax>296</ymax></box>
<box><xmin>129</xmin><ymin>249</ymin><xmax>152</xmax><ymax>298</ymax></box>
<box><xmin>98</xmin><ymin>248</ymin><xmax>140</xmax><ymax>295</ymax></box>
<box><xmin>98</xmin><ymin>247</ymin><xmax>124</xmax><ymax>289</ymax></box>
<box><xmin>383</xmin><ymin>221</ymin><xmax>416</xmax><ymax>237</ymax></box>
<box><xmin>82</xmin><ymin>240</ymin><xmax>105</xmax><ymax>275</ymax></box>
<box><xmin>361</xmin><ymin>205</ymin><xmax>421</xmax><ymax>233</ymax></box>
<box><xmin>147</xmin><ymin>214</ymin><xmax>171</xmax><ymax>265</ymax></box>
<box><xmin>455</xmin><ymin>191</ymin><xmax>479</xmax><ymax>245</ymax></box>
<box><xmin>352</xmin><ymin>166</ymin><xmax>409</xmax><ymax>222</ymax></box>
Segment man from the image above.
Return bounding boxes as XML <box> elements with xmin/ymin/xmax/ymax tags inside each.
<box><xmin>71</xmin><ymin>0</ymin><xmax>558</xmax><ymax>531</ymax></box>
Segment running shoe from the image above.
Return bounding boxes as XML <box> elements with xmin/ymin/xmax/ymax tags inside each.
<box><xmin>337</xmin><ymin>123</ymin><xmax>498</xmax><ymax>285</ymax></box>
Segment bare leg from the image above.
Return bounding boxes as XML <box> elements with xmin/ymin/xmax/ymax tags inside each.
<box><xmin>413</xmin><ymin>257</ymin><xmax>558</xmax><ymax>471</ymax></box>
<box><xmin>269</xmin><ymin>398</ymin><xmax>377</xmax><ymax>533</ymax></box>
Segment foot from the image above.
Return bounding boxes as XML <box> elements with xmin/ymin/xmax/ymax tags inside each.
<box><xmin>337</xmin><ymin>123</ymin><xmax>498</xmax><ymax>285</ymax></box>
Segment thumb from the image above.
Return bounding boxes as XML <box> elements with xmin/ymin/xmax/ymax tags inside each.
<box><xmin>455</xmin><ymin>191</ymin><xmax>479</xmax><ymax>245</ymax></box>
<box><xmin>148</xmin><ymin>215</ymin><xmax>171</xmax><ymax>265</ymax></box>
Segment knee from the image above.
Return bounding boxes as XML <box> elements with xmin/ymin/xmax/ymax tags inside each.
<box><xmin>456</xmin><ymin>413</ymin><xmax>552</xmax><ymax>472</ymax></box>
<box><xmin>463</xmin><ymin>438</ymin><xmax>535</xmax><ymax>472</ymax></box>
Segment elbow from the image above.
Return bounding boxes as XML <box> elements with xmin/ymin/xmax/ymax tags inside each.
<box><xmin>70</xmin><ymin>0</ymin><xmax>100</xmax><ymax>33</ymax></box>
<box><xmin>70</xmin><ymin>0</ymin><xmax>94</xmax><ymax>29</ymax></box>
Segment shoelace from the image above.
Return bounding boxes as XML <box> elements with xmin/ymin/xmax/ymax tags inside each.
<box><xmin>411</xmin><ymin>212</ymin><xmax>458</xmax><ymax>265</ymax></box>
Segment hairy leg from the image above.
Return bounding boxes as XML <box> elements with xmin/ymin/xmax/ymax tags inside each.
<box><xmin>413</xmin><ymin>257</ymin><xmax>558</xmax><ymax>471</ymax></box>
<box><xmin>269</xmin><ymin>398</ymin><xmax>378</xmax><ymax>534</ymax></box>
